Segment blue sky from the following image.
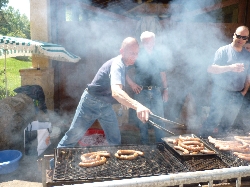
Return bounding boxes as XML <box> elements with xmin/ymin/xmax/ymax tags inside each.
<box><xmin>7</xmin><ymin>0</ymin><xmax>30</xmax><ymax>20</ymax></box>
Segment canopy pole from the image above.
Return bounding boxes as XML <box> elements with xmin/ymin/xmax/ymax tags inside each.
<box><xmin>4</xmin><ymin>49</ymin><xmax>7</xmax><ymax>97</ymax></box>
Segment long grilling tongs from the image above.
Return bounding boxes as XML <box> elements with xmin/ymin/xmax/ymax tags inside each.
<box><xmin>149</xmin><ymin>113</ymin><xmax>185</xmax><ymax>127</ymax></box>
<box><xmin>148</xmin><ymin>120</ymin><xmax>175</xmax><ymax>135</ymax></box>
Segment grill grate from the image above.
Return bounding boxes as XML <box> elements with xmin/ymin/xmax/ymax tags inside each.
<box><xmin>52</xmin><ymin>144</ymin><xmax>189</xmax><ymax>182</ymax></box>
<box><xmin>162</xmin><ymin>143</ymin><xmax>230</xmax><ymax>172</ymax></box>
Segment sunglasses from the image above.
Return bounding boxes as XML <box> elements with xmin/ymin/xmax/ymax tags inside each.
<box><xmin>235</xmin><ymin>33</ymin><xmax>249</xmax><ymax>40</ymax></box>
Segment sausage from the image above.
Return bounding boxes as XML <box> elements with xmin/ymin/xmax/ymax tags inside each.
<box><xmin>178</xmin><ymin>141</ymin><xmax>204</xmax><ymax>152</ymax></box>
<box><xmin>179</xmin><ymin>135</ymin><xmax>200</xmax><ymax>142</ymax></box>
<box><xmin>166</xmin><ymin>138</ymin><xmax>178</xmax><ymax>145</ymax></box>
<box><xmin>200</xmin><ymin>149</ymin><xmax>216</xmax><ymax>154</ymax></box>
<box><xmin>79</xmin><ymin>151</ymin><xmax>110</xmax><ymax>167</ymax></box>
<box><xmin>117</xmin><ymin>150</ymin><xmax>136</xmax><ymax>155</ymax></box>
<box><xmin>117</xmin><ymin>150</ymin><xmax>144</xmax><ymax>156</ymax></box>
<box><xmin>218</xmin><ymin>146</ymin><xmax>250</xmax><ymax>153</ymax></box>
<box><xmin>81</xmin><ymin>153</ymin><xmax>101</xmax><ymax>163</ymax></box>
<box><xmin>233</xmin><ymin>152</ymin><xmax>250</xmax><ymax>161</ymax></box>
<box><xmin>79</xmin><ymin>156</ymin><xmax>107</xmax><ymax>167</ymax></box>
<box><xmin>182</xmin><ymin>141</ymin><xmax>204</xmax><ymax>146</ymax></box>
<box><xmin>115</xmin><ymin>152</ymin><xmax>138</xmax><ymax>160</ymax></box>
<box><xmin>174</xmin><ymin>145</ymin><xmax>189</xmax><ymax>154</ymax></box>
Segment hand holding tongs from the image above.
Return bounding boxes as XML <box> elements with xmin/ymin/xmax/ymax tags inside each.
<box><xmin>149</xmin><ymin>113</ymin><xmax>185</xmax><ymax>127</ymax></box>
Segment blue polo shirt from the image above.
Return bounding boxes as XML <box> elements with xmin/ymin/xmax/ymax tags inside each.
<box><xmin>87</xmin><ymin>55</ymin><xmax>126</xmax><ymax>104</ymax></box>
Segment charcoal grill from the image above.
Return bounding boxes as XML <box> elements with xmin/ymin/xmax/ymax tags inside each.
<box><xmin>52</xmin><ymin>144</ymin><xmax>189</xmax><ymax>182</ymax></box>
<box><xmin>45</xmin><ymin>142</ymin><xmax>250</xmax><ymax>187</ymax></box>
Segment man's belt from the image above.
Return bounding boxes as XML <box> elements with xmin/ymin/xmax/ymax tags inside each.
<box><xmin>141</xmin><ymin>86</ymin><xmax>160</xmax><ymax>90</ymax></box>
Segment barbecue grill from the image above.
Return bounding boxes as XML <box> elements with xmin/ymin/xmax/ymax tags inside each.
<box><xmin>44</xmin><ymin>141</ymin><xmax>250</xmax><ymax>187</ymax></box>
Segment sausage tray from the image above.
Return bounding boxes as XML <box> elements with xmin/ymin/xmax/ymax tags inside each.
<box><xmin>162</xmin><ymin>134</ymin><xmax>218</xmax><ymax>157</ymax></box>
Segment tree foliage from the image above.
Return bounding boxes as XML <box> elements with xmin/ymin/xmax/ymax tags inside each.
<box><xmin>0</xmin><ymin>0</ymin><xmax>8</xmax><ymax>9</ymax></box>
<box><xmin>0</xmin><ymin>6</ymin><xmax>30</xmax><ymax>38</ymax></box>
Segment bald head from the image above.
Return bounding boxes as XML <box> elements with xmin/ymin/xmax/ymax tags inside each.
<box><xmin>235</xmin><ymin>26</ymin><xmax>249</xmax><ymax>34</ymax></box>
<box><xmin>120</xmin><ymin>37</ymin><xmax>139</xmax><ymax>66</ymax></box>
<box><xmin>120</xmin><ymin>37</ymin><xmax>139</xmax><ymax>50</ymax></box>
<box><xmin>233</xmin><ymin>26</ymin><xmax>249</xmax><ymax>48</ymax></box>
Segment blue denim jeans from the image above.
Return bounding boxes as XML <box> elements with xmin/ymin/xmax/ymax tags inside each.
<box><xmin>202</xmin><ymin>85</ymin><xmax>244</xmax><ymax>136</ymax></box>
<box><xmin>134</xmin><ymin>88</ymin><xmax>166</xmax><ymax>144</ymax></box>
<box><xmin>57</xmin><ymin>89</ymin><xmax>121</xmax><ymax>148</ymax></box>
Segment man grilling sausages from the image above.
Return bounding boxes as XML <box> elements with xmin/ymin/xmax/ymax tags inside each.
<box><xmin>126</xmin><ymin>31</ymin><xmax>168</xmax><ymax>144</ymax></box>
<box><xmin>57</xmin><ymin>37</ymin><xmax>151</xmax><ymax>147</ymax></box>
<box><xmin>201</xmin><ymin>26</ymin><xmax>250</xmax><ymax>137</ymax></box>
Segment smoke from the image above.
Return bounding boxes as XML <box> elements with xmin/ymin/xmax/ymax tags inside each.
<box><xmin>154</xmin><ymin>0</ymin><xmax>230</xmax><ymax>130</ymax></box>
<box><xmin>58</xmin><ymin>0</ymin><xmax>238</xmax><ymax>132</ymax></box>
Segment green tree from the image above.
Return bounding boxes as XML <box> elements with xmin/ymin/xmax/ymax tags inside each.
<box><xmin>0</xmin><ymin>6</ymin><xmax>30</xmax><ymax>38</ymax></box>
<box><xmin>0</xmin><ymin>0</ymin><xmax>8</xmax><ymax>9</ymax></box>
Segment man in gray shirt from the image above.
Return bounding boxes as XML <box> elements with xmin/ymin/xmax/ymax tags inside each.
<box><xmin>201</xmin><ymin>26</ymin><xmax>250</xmax><ymax>137</ymax></box>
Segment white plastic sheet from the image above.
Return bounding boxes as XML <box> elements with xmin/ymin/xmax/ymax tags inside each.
<box><xmin>37</xmin><ymin>129</ymin><xmax>51</xmax><ymax>156</ymax></box>
<box><xmin>24</xmin><ymin>121</ymin><xmax>51</xmax><ymax>156</ymax></box>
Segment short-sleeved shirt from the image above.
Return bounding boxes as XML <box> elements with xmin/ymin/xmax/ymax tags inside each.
<box><xmin>212</xmin><ymin>44</ymin><xmax>250</xmax><ymax>91</ymax></box>
<box><xmin>134</xmin><ymin>48</ymin><xmax>166</xmax><ymax>87</ymax></box>
<box><xmin>87</xmin><ymin>55</ymin><xmax>126</xmax><ymax>104</ymax></box>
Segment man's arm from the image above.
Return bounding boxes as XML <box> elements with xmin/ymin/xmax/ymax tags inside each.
<box><xmin>207</xmin><ymin>63</ymin><xmax>245</xmax><ymax>74</ymax></box>
<box><xmin>160</xmin><ymin>71</ymin><xmax>168</xmax><ymax>102</ymax></box>
<box><xmin>241</xmin><ymin>75</ymin><xmax>250</xmax><ymax>96</ymax></box>
<box><xmin>111</xmin><ymin>84</ymin><xmax>150</xmax><ymax>123</ymax></box>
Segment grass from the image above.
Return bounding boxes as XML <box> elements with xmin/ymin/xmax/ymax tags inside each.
<box><xmin>0</xmin><ymin>57</ymin><xmax>32</xmax><ymax>99</ymax></box>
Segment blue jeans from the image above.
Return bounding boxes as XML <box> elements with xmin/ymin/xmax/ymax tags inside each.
<box><xmin>202</xmin><ymin>85</ymin><xmax>244</xmax><ymax>136</ymax></box>
<box><xmin>134</xmin><ymin>88</ymin><xmax>166</xmax><ymax>144</ymax></box>
<box><xmin>57</xmin><ymin>90</ymin><xmax>121</xmax><ymax>148</ymax></box>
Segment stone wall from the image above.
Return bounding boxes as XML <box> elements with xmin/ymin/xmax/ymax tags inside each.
<box><xmin>0</xmin><ymin>93</ymin><xmax>36</xmax><ymax>150</ymax></box>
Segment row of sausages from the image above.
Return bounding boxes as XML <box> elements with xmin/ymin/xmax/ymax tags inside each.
<box><xmin>79</xmin><ymin>150</ymin><xmax>144</xmax><ymax>167</ymax></box>
<box><xmin>166</xmin><ymin>135</ymin><xmax>215</xmax><ymax>155</ymax></box>
<box><xmin>208</xmin><ymin>135</ymin><xmax>250</xmax><ymax>161</ymax></box>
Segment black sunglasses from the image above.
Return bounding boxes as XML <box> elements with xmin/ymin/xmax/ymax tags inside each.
<box><xmin>235</xmin><ymin>33</ymin><xmax>249</xmax><ymax>40</ymax></box>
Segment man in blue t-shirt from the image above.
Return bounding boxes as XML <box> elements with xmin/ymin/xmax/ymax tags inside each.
<box><xmin>201</xmin><ymin>26</ymin><xmax>250</xmax><ymax>137</ymax></box>
<box><xmin>57</xmin><ymin>37</ymin><xmax>151</xmax><ymax>147</ymax></box>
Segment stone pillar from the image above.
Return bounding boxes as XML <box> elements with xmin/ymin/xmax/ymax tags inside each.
<box><xmin>19</xmin><ymin>68</ymin><xmax>54</xmax><ymax>111</ymax></box>
<box><xmin>19</xmin><ymin>0</ymin><xmax>54</xmax><ymax>110</ymax></box>
<box><xmin>30</xmin><ymin>0</ymin><xmax>50</xmax><ymax>69</ymax></box>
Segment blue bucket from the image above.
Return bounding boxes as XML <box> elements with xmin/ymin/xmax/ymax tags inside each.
<box><xmin>0</xmin><ymin>150</ymin><xmax>22</xmax><ymax>174</ymax></box>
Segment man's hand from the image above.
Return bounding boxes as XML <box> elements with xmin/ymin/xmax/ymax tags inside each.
<box><xmin>130</xmin><ymin>83</ymin><xmax>142</xmax><ymax>94</ymax></box>
<box><xmin>136</xmin><ymin>104</ymin><xmax>151</xmax><ymax>123</ymax></box>
<box><xmin>230</xmin><ymin>63</ymin><xmax>245</xmax><ymax>72</ymax></box>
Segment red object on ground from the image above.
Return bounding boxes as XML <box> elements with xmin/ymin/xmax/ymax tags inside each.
<box><xmin>78</xmin><ymin>128</ymin><xmax>108</xmax><ymax>146</ymax></box>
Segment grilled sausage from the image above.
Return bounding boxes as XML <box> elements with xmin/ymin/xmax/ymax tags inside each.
<box><xmin>79</xmin><ymin>156</ymin><xmax>107</xmax><ymax>167</ymax></box>
<box><xmin>117</xmin><ymin>150</ymin><xmax>144</xmax><ymax>156</ymax></box>
<box><xmin>174</xmin><ymin>145</ymin><xmax>189</xmax><ymax>154</ymax></box>
<box><xmin>200</xmin><ymin>149</ymin><xmax>216</xmax><ymax>154</ymax></box>
<box><xmin>115</xmin><ymin>152</ymin><xmax>138</xmax><ymax>160</ymax></box>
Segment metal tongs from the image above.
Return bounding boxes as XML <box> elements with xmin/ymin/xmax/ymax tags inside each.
<box><xmin>149</xmin><ymin>113</ymin><xmax>185</xmax><ymax>127</ymax></box>
<box><xmin>148</xmin><ymin>119</ymin><xmax>175</xmax><ymax>135</ymax></box>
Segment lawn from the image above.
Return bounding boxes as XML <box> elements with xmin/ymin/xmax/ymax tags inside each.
<box><xmin>0</xmin><ymin>57</ymin><xmax>32</xmax><ymax>99</ymax></box>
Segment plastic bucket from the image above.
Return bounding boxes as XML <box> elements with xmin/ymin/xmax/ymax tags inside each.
<box><xmin>0</xmin><ymin>150</ymin><xmax>22</xmax><ymax>174</ymax></box>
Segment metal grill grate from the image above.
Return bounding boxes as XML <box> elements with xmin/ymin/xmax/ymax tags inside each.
<box><xmin>52</xmin><ymin>144</ymin><xmax>189</xmax><ymax>182</ymax></box>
